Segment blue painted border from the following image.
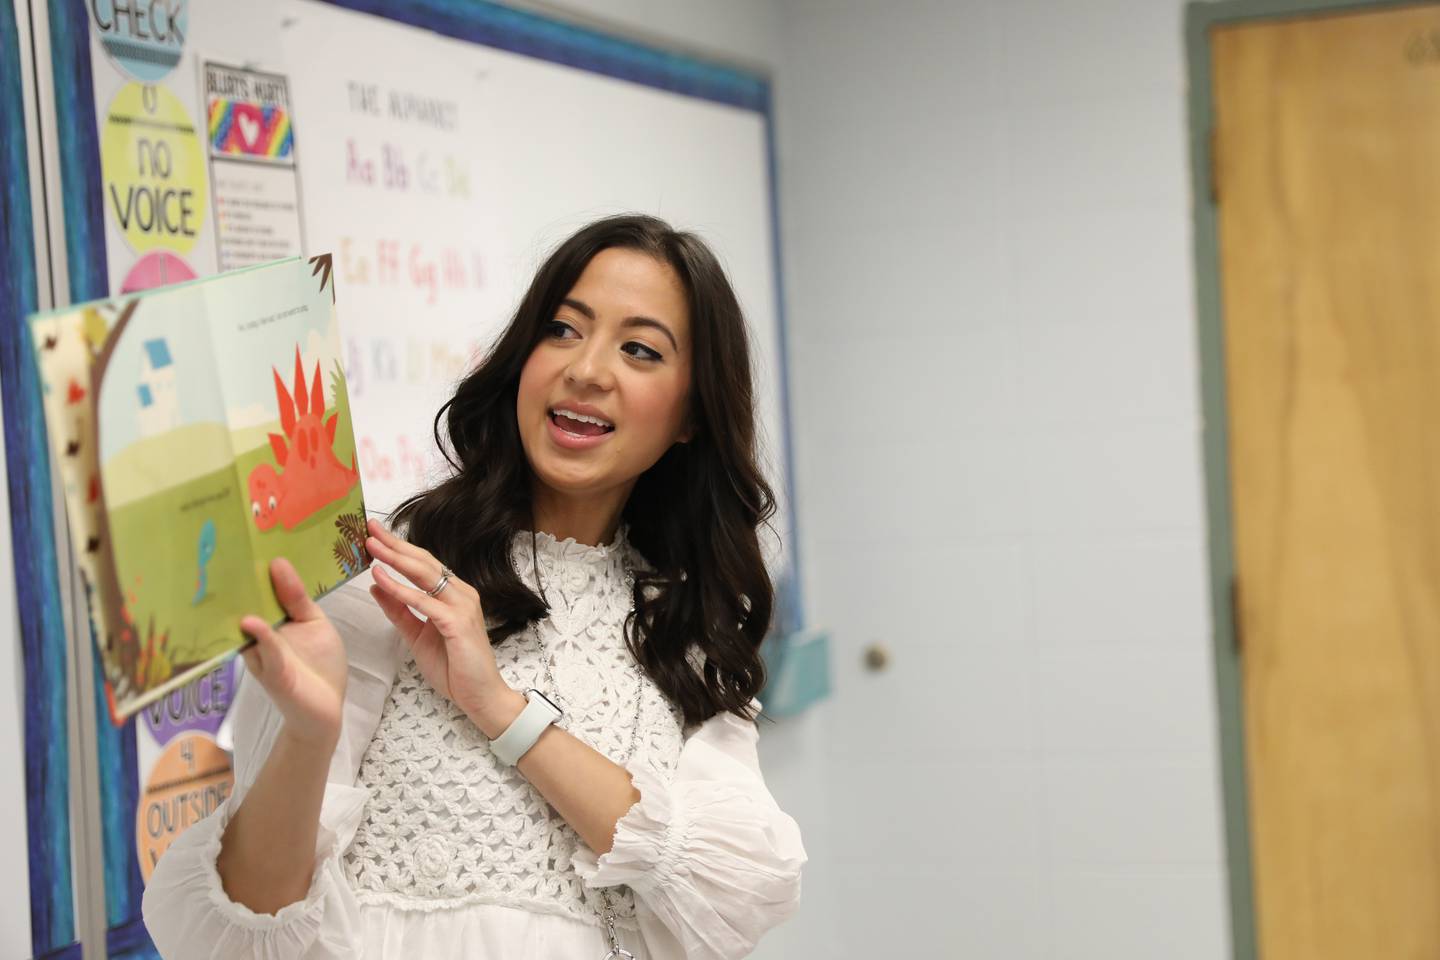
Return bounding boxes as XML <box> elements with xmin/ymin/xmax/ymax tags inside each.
<box><xmin>43</xmin><ymin>0</ymin><xmax>799</xmax><ymax>951</ymax></box>
<box><xmin>49</xmin><ymin>0</ymin><xmax>149</xmax><ymax>942</ymax></box>
<box><xmin>320</xmin><ymin>0</ymin><xmax>768</xmax><ymax>112</ymax></box>
<box><xmin>95</xmin><ymin>656</ymin><xmax>146</xmax><ymax>933</ymax></box>
<box><xmin>107</xmin><ymin>916</ymin><xmax>160</xmax><ymax>960</ymax></box>
<box><xmin>48</xmin><ymin>0</ymin><xmax>107</xmax><ymax>303</ymax></box>
<box><xmin>761</xmin><ymin>104</ymin><xmax>805</xmax><ymax>636</ymax></box>
<box><xmin>0</xmin><ymin>1</ymin><xmax>79</xmax><ymax>958</ymax></box>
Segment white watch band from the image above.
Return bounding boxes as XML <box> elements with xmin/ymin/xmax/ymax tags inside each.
<box><xmin>490</xmin><ymin>689</ymin><xmax>562</xmax><ymax>766</ymax></box>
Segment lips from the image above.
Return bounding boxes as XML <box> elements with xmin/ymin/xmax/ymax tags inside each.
<box><xmin>548</xmin><ymin>406</ymin><xmax>615</xmax><ymax>437</ymax></box>
<box><xmin>541</xmin><ymin>405</ymin><xmax>616</xmax><ymax>451</ymax></box>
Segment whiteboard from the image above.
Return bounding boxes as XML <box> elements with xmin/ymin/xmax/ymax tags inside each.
<box><xmin>280</xmin><ymin>1</ymin><xmax>793</xmax><ymax>573</ymax></box>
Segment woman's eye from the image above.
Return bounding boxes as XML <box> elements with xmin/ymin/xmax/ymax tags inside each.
<box><xmin>623</xmin><ymin>342</ymin><xmax>662</xmax><ymax>362</ymax></box>
<box><xmin>545</xmin><ymin>320</ymin><xmax>577</xmax><ymax>339</ymax></box>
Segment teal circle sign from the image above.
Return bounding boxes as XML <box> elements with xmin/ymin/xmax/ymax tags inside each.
<box><xmin>89</xmin><ymin>0</ymin><xmax>189</xmax><ymax>82</ymax></box>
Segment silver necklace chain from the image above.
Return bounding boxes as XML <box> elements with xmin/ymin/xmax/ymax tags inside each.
<box><xmin>526</xmin><ymin>538</ymin><xmax>643</xmax><ymax>960</ymax></box>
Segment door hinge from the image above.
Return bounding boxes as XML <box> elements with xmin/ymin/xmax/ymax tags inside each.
<box><xmin>1208</xmin><ymin>127</ymin><xmax>1221</xmax><ymax>206</ymax></box>
<box><xmin>1229</xmin><ymin>573</ymin><xmax>1243</xmax><ymax>655</ymax></box>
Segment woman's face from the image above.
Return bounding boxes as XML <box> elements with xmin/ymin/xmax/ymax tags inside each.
<box><xmin>517</xmin><ymin>247</ymin><xmax>694</xmax><ymax>503</ymax></box>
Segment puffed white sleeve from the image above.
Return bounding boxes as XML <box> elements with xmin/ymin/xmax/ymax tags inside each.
<box><xmin>141</xmin><ymin>568</ymin><xmax>403</xmax><ymax>960</ymax></box>
<box><xmin>571</xmin><ymin>697</ymin><xmax>807</xmax><ymax>960</ymax></box>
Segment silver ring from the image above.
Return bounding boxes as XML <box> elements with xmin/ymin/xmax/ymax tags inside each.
<box><xmin>425</xmin><ymin>566</ymin><xmax>454</xmax><ymax>597</ymax></box>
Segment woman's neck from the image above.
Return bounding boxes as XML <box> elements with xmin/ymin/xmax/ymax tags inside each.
<box><xmin>530</xmin><ymin>485</ymin><xmax>628</xmax><ymax>547</ymax></box>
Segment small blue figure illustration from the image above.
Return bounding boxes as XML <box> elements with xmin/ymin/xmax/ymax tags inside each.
<box><xmin>193</xmin><ymin>519</ymin><xmax>217</xmax><ymax>605</ymax></box>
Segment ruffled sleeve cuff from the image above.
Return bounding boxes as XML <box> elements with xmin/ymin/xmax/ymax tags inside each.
<box><xmin>141</xmin><ymin>782</ymin><xmax>369</xmax><ymax>960</ymax></box>
<box><xmin>571</xmin><ymin>707</ymin><xmax>807</xmax><ymax>960</ymax></box>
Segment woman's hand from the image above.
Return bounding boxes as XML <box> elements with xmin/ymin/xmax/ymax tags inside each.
<box><xmin>364</xmin><ymin>517</ymin><xmax>511</xmax><ymax>724</ymax></box>
<box><xmin>238</xmin><ymin>557</ymin><xmax>348</xmax><ymax>752</ymax></box>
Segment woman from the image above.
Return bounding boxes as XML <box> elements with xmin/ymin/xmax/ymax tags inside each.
<box><xmin>140</xmin><ymin>214</ymin><xmax>806</xmax><ymax>959</ymax></box>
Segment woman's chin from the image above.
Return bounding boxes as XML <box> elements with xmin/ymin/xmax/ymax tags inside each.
<box><xmin>532</xmin><ymin>459</ymin><xmax>617</xmax><ymax>497</ymax></box>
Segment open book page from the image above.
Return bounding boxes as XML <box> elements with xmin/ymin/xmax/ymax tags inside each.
<box><xmin>31</xmin><ymin>303</ymin><xmax>135</xmax><ymax>716</ymax></box>
<box><xmin>92</xmin><ymin>283</ymin><xmax>267</xmax><ymax>712</ymax></box>
<box><xmin>28</xmin><ymin>255</ymin><xmax>369</xmax><ymax>719</ymax></box>
<box><xmin>205</xmin><ymin>255</ymin><xmax>368</xmax><ymax>625</ymax></box>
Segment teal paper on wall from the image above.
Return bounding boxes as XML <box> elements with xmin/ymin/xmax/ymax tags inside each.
<box><xmin>760</xmin><ymin>627</ymin><xmax>832</xmax><ymax>718</ymax></box>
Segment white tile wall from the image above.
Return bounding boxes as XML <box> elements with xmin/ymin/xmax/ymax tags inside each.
<box><xmin>1028</xmin><ymin>536</ymin><xmax>1210</xmax><ymax>649</ymax></box>
<box><xmin>521</xmin><ymin>1</ymin><xmax>1232</xmax><ymax>957</ymax></box>
<box><xmin>836</xmin><ymin>866</ymin><xmax>1052</xmax><ymax>958</ymax></box>
<box><xmin>1050</xmin><ymin>870</ymin><xmax>1229</xmax><ymax>960</ymax></box>
<box><xmin>772</xmin><ymin>0</ymin><xmax>1229</xmax><ymax>956</ymax></box>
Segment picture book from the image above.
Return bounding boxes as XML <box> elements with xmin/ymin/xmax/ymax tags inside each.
<box><xmin>29</xmin><ymin>255</ymin><xmax>371</xmax><ymax>720</ymax></box>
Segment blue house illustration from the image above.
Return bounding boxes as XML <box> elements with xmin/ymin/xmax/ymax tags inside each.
<box><xmin>137</xmin><ymin>337</ymin><xmax>178</xmax><ymax>437</ymax></box>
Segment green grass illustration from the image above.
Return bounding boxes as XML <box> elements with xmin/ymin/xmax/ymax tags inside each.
<box><xmin>105</xmin><ymin>364</ymin><xmax>365</xmax><ymax>680</ymax></box>
<box><xmin>107</xmin><ymin>460</ymin><xmax>263</xmax><ymax>673</ymax></box>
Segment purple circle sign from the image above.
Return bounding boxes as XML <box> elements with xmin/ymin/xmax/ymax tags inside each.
<box><xmin>143</xmin><ymin>659</ymin><xmax>237</xmax><ymax>745</ymax></box>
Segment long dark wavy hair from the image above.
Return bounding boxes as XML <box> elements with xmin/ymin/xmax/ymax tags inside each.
<box><xmin>388</xmin><ymin>214</ymin><xmax>776</xmax><ymax>726</ymax></box>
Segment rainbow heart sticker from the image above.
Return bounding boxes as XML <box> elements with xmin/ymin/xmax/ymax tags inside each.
<box><xmin>208</xmin><ymin>100</ymin><xmax>294</xmax><ymax>161</ymax></box>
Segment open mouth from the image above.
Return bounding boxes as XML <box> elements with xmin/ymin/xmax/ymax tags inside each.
<box><xmin>549</xmin><ymin>408</ymin><xmax>615</xmax><ymax>438</ymax></box>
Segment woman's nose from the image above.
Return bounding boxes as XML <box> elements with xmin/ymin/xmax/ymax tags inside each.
<box><xmin>564</xmin><ymin>340</ymin><xmax>615</xmax><ymax>389</ymax></box>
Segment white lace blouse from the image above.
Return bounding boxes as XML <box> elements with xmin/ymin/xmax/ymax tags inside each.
<box><xmin>140</xmin><ymin>525</ymin><xmax>806</xmax><ymax>960</ymax></box>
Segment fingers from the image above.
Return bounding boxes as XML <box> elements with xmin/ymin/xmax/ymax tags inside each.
<box><xmin>370</xmin><ymin>563</ymin><xmax>450</xmax><ymax>623</ymax></box>
<box><xmin>365</xmin><ymin>532</ymin><xmax>439</xmax><ymax>590</ymax></box>
<box><xmin>238</xmin><ymin>614</ymin><xmax>292</xmax><ymax>691</ymax></box>
<box><xmin>364</xmin><ymin>519</ymin><xmax>475</xmax><ymax>602</ymax></box>
<box><xmin>237</xmin><ymin>623</ymin><xmax>264</xmax><ymax>677</ymax></box>
<box><xmin>366</xmin><ymin>517</ymin><xmax>432</xmax><ymax>566</ymax></box>
<box><xmin>368</xmin><ymin>582</ymin><xmax>424</xmax><ymax>644</ymax></box>
<box><xmin>366</xmin><ymin>539</ymin><xmax>472</xmax><ymax>607</ymax></box>
<box><xmin>267</xmin><ymin>556</ymin><xmax>324</xmax><ymax>623</ymax></box>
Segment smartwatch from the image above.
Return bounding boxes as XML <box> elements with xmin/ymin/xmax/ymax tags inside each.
<box><xmin>490</xmin><ymin>688</ymin><xmax>563</xmax><ymax>766</ymax></box>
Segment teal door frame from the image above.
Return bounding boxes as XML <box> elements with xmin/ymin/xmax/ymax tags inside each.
<box><xmin>1184</xmin><ymin>2</ymin><xmax>1431</xmax><ymax>958</ymax></box>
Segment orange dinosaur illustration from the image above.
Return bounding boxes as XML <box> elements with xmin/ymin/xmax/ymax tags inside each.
<box><xmin>248</xmin><ymin>347</ymin><xmax>359</xmax><ymax>531</ymax></box>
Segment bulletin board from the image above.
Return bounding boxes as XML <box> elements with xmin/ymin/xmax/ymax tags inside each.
<box><xmin>3</xmin><ymin>2</ymin><xmax>74</xmax><ymax>958</ymax></box>
<box><xmin>7</xmin><ymin>0</ymin><xmax>801</xmax><ymax>957</ymax></box>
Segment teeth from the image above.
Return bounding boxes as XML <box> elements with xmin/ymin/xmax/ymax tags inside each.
<box><xmin>552</xmin><ymin>409</ymin><xmax>613</xmax><ymax>428</ymax></box>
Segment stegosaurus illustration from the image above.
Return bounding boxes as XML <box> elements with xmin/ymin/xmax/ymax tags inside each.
<box><xmin>248</xmin><ymin>346</ymin><xmax>360</xmax><ymax>531</ymax></box>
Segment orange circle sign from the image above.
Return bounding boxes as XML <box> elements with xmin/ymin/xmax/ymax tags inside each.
<box><xmin>136</xmin><ymin>733</ymin><xmax>234</xmax><ymax>884</ymax></box>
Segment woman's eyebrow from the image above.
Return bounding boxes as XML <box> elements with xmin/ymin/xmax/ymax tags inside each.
<box><xmin>621</xmin><ymin>317</ymin><xmax>679</xmax><ymax>352</ymax></box>
<box><xmin>560</xmin><ymin>297</ymin><xmax>597</xmax><ymax>320</ymax></box>
<box><xmin>561</xmin><ymin>297</ymin><xmax>679</xmax><ymax>352</ymax></box>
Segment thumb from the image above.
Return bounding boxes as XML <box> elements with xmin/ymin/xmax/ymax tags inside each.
<box><xmin>268</xmin><ymin>556</ymin><xmax>322</xmax><ymax>623</ymax></box>
<box><xmin>238</xmin><ymin>614</ymin><xmax>296</xmax><ymax>693</ymax></box>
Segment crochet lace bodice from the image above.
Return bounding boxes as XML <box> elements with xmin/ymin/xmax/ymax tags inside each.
<box><xmin>342</xmin><ymin>523</ymin><xmax>686</xmax><ymax>928</ymax></box>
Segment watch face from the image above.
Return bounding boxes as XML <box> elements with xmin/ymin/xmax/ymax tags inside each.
<box><xmin>528</xmin><ymin>688</ymin><xmax>563</xmax><ymax>717</ymax></box>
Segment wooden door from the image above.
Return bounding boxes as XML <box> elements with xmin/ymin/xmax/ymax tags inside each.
<box><xmin>1212</xmin><ymin>5</ymin><xmax>1440</xmax><ymax>958</ymax></box>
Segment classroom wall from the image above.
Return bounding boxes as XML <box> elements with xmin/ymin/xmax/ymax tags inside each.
<box><xmin>525</xmin><ymin>0</ymin><xmax>1245</xmax><ymax>957</ymax></box>
<box><xmin>771</xmin><ymin>0</ymin><xmax>1229</xmax><ymax>956</ymax></box>
<box><xmin>523</xmin><ymin>1</ymin><xmax>1230</xmax><ymax>957</ymax></box>
<box><xmin>3</xmin><ymin>1</ymin><xmax>1229</xmax><ymax>956</ymax></box>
